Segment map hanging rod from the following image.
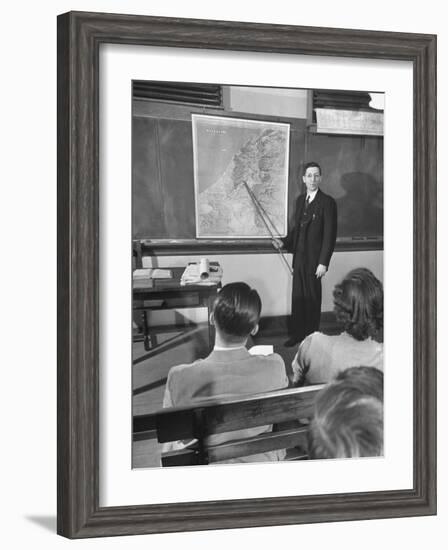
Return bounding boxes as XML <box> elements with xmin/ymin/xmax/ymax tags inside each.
<box><xmin>242</xmin><ymin>181</ymin><xmax>293</xmax><ymax>276</ymax></box>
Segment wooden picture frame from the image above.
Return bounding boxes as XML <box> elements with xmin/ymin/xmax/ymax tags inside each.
<box><xmin>57</xmin><ymin>11</ymin><xmax>437</xmax><ymax>538</ymax></box>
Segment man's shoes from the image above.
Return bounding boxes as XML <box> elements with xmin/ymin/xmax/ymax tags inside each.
<box><xmin>283</xmin><ymin>338</ymin><xmax>299</xmax><ymax>348</ymax></box>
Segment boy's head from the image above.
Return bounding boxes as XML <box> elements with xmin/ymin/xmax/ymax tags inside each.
<box><xmin>211</xmin><ymin>282</ymin><xmax>261</xmax><ymax>345</ymax></box>
<box><xmin>308</xmin><ymin>366</ymin><xmax>384</xmax><ymax>460</ymax></box>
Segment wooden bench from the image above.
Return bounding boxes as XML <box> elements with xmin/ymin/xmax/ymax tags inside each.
<box><xmin>133</xmin><ymin>385</ymin><xmax>324</xmax><ymax>466</ymax></box>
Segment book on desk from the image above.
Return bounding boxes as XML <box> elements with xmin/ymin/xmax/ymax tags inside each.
<box><xmin>133</xmin><ymin>268</ymin><xmax>173</xmax><ymax>288</ymax></box>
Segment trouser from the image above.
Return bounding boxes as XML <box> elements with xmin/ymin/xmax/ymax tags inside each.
<box><xmin>289</xmin><ymin>262</ymin><xmax>322</xmax><ymax>342</ymax></box>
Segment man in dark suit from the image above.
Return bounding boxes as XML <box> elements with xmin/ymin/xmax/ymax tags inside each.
<box><xmin>277</xmin><ymin>162</ymin><xmax>337</xmax><ymax>347</ymax></box>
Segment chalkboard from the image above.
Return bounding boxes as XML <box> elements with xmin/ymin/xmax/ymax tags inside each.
<box><xmin>132</xmin><ymin>112</ymin><xmax>305</xmax><ymax>240</ymax></box>
<box><xmin>132</xmin><ymin>112</ymin><xmax>383</xmax><ymax>246</ymax></box>
<box><xmin>306</xmin><ymin>133</ymin><xmax>383</xmax><ymax>240</ymax></box>
<box><xmin>133</xmin><ymin>117</ymin><xmax>196</xmax><ymax>238</ymax></box>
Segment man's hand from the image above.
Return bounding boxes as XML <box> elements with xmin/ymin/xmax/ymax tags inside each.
<box><xmin>315</xmin><ymin>264</ymin><xmax>327</xmax><ymax>278</ymax></box>
<box><xmin>272</xmin><ymin>238</ymin><xmax>284</xmax><ymax>250</ymax></box>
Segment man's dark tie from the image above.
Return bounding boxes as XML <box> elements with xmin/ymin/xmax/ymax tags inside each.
<box><xmin>305</xmin><ymin>195</ymin><xmax>310</xmax><ymax>210</ymax></box>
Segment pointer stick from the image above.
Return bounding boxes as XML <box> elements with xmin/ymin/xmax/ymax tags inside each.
<box><xmin>242</xmin><ymin>181</ymin><xmax>293</xmax><ymax>276</ymax></box>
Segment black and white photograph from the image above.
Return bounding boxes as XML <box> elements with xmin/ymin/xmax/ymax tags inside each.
<box><xmin>131</xmin><ymin>82</ymin><xmax>385</xmax><ymax>468</ymax></box>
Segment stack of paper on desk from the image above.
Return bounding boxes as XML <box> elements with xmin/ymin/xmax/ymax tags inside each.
<box><xmin>180</xmin><ymin>262</ymin><xmax>223</xmax><ymax>286</ymax></box>
<box><xmin>133</xmin><ymin>269</ymin><xmax>153</xmax><ymax>288</ymax></box>
<box><xmin>150</xmin><ymin>268</ymin><xmax>173</xmax><ymax>279</ymax></box>
<box><xmin>133</xmin><ymin>268</ymin><xmax>151</xmax><ymax>279</ymax></box>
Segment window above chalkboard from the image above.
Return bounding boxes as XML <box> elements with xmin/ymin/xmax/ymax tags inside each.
<box><xmin>313</xmin><ymin>90</ymin><xmax>373</xmax><ymax>111</ymax></box>
<box><xmin>133</xmin><ymin>81</ymin><xmax>223</xmax><ymax>107</ymax></box>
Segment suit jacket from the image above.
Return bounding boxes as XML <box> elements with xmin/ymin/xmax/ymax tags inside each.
<box><xmin>284</xmin><ymin>189</ymin><xmax>337</xmax><ymax>272</ymax></box>
<box><xmin>164</xmin><ymin>348</ymin><xmax>287</xmax><ymax>408</ymax></box>
<box><xmin>163</xmin><ymin>348</ymin><xmax>289</xmax><ymax>463</ymax></box>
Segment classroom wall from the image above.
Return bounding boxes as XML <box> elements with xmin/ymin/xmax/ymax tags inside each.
<box><xmin>226</xmin><ymin>86</ymin><xmax>309</xmax><ymax>118</ymax></box>
<box><xmin>142</xmin><ymin>249</ymin><xmax>383</xmax><ymax>322</ymax></box>
<box><xmin>140</xmin><ymin>82</ymin><xmax>382</xmax><ymax>324</ymax></box>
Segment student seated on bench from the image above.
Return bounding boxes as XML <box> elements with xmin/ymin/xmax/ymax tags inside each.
<box><xmin>162</xmin><ymin>282</ymin><xmax>289</xmax><ymax>463</ymax></box>
<box><xmin>292</xmin><ymin>268</ymin><xmax>383</xmax><ymax>386</ymax></box>
<box><xmin>308</xmin><ymin>366</ymin><xmax>383</xmax><ymax>459</ymax></box>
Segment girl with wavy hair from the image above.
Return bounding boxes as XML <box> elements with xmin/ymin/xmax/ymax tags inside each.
<box><xmin>291</xmin><ymin>268</ymin><xmax>383</xmax><ymax>385</ymax></box>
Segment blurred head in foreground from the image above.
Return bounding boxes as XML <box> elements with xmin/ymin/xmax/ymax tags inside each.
<box><xmin>308</xmin><ymin>366</ymin><xmax>383</xmax><ymax>459</ymax></box>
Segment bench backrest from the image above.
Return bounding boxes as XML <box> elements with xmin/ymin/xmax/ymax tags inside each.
<box><xmin>133</xmin><ymin>385</ymin><xmax>323</xmax><ymax>466</ymax></box>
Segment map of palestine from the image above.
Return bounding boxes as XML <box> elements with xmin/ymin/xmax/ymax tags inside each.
<box><xmin>192</xmin><ymin>115</ymin><xmax>290</xmax><ymax>238</ymax></box>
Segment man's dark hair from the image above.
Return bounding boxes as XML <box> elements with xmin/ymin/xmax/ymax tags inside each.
<box><xmin>308</xmin><ymin>366</ymin><xmax>384</xmax><ymax>459</ymax></box>
<box><xmin>302</xmin><ymin>161</ymin><xmax>322</xmax><ymax>176</ymax></box>
<box><xmin>213</xmin><ymin>282</ymin><xmax>261</xmax><ymax>342</ymax></box>
<box><xmin>333</xmin><ymin>268</ymin><xmax>383</xmax><ymax>341</ymax></box>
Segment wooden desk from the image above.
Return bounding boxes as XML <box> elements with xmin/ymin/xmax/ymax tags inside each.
<box><xmin>133</xmin><ymin>267</ymin><xmax>220</xmax><ymax>352</ymax></box>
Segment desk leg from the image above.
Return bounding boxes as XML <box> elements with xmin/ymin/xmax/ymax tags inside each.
<box><xmin>207</xmin><ymin>294</ymin><xmax>216</xmax><ymax>352</ymax></box>
<box><xmin>142</xmin><ymin>310</ymin><xmax>150</xmax><ymax>351</ymax></box>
